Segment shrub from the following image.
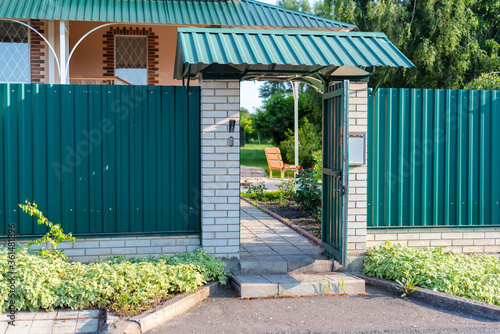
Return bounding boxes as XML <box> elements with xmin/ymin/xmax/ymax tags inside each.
<box><xmin>312</xmin><ymin>150</ymin><xmax>322</xmax><ymax>180</ymax></box>
<box><xmin>242</xmin><ymin>190</ymin><xmax>282</xmax><ymax>202</ymax></box>
<box><xmin>293</xmin><ymin>167</ymin><xmax>321</xmax><ymax>218</ymax></box>
<box><xmin>279</xmin><ymin>119</ymin><xmax>321</xmax><ymax>168</ymax></box>
<box><xmin>277</xmin><ymin>178</ymin><xmax>296</xmax><ymax>204</ymax></box>
<box><xmin>364</xmin><ymin>242</ymin><xmax>500</xmax><ymax>306</ymax></box>
<box><xmin>242</xmin><ymin>180</ymin><xmax>267</xmax><ymax>201</ymax></box>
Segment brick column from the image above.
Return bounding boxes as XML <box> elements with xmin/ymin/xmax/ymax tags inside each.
<box><xmin>199</xmin><ymin>79</ymin><xmax>240</xmax><ymax>259</ymax></box>
<box><xmin>346</xmin><ymin>82</ymin><xmax>368</xmax><ymax>271</ymax></box>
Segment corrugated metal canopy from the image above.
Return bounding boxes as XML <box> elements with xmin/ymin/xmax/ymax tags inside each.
<box><xmin>174</xmin><ymin>27</ymin><xmax>414</xmax><ymax>89</ymax></box>
<box><xmin>0</xmin><ymin>0</ymin><xmax>355</xmax><ymax>30</ymax></box>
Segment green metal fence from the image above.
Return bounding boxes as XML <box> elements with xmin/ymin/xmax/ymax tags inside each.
<box><xmin>368</xmin><ymin>88</ymin><xmax>500</xmax><ymax>228</ymax></box>
<box><xmin>0</xmin><ymin>84</ymin><xmax>200</xmax><ymax>237</ymax></box>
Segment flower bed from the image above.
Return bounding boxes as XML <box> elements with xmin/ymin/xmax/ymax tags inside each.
<box><xmin>0</xmin><ymin>247</ymin><xmax>228</xmax><ymax>316</ymax></box>
<box><xmin>364</xmin><ymin>242</ymin><xmax>500</xmax><ymax>306</ymax></box>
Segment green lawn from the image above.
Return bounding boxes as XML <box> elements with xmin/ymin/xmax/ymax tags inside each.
<box><xmin>241</xmin><ymin>143</ymin><xmax>295</xmax><ymax>178</ymax></box>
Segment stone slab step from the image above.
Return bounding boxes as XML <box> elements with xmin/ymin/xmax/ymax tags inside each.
<box><xmin>232</xmin><ymin>273</ymin><xmax>365</xmax><ymax>298</ymax></box>
<box><xmin>241</xmin><ymin>166</ymin><xmax>267</xmax><ymax>178</ymax></box>
<box><xmin>240</xmin><ymin>259</ymin><xmax>333</xmax><ymax>274</ymax></box>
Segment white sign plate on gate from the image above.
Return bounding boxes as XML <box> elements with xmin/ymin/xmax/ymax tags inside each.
<box><xmin>349</xmin><ymin>133</ymin><xmax>366</xmax><ymax>166</ymax></box>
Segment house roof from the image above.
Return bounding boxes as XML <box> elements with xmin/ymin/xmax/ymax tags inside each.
<box><xmin>0</xmin><ymin>0</ymin><xmax>356</xmax><ymax>30</ymax></box>
<box><xmin>174</xmin><ymin>27</ymin><xmax>414</xmax><ymax>89</ymax></box>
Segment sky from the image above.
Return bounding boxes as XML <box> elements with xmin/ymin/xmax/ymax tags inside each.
<box><xmin>239</xmin><ymin>0</ymin><xmax>277</xmax><ymax>113</ymax></box>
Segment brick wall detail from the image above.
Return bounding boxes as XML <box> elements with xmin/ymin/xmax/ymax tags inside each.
<box><xmin>199</xmin><ymin>79</ymin><xmax>240</xmax><ymax>259</ymax></box>
<box><xmin>1</xmin><ymin>235</ymin><xmax>201</xmax><ymax>263</ymax></box>
<box><xmin>368</xmin><ymin>229</ymin><xmax>500</xmax><ymax>259</ymax></box>
<box><xmin>29</xmin><ymin>19</ymin><xmax>45</xmax><ymax>83</ymax></box>
<box><xmin>346</xmin><ymin>82</ymin><xmax>368</xmax><ymax>260</ymax></box>
<box><xmin>102</xmin><ymin>27</ymin><xmax>159</xmax><ymax>85</ymax></box>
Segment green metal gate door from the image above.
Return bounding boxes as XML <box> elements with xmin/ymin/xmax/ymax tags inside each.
<box><xmin>322</xmin><ymin>82</ymin><xmax>349</xmax><ymax>265</ymax></box>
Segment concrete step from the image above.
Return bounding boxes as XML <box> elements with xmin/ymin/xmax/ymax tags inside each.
<box><xmin>232</xmin><ymin>273</ymin><xmax>365</xmax><ymax>298</ymax></box>
<box><xmin>240</xmin><ymin>259</ymin><xmax>333</xmax><ymax>275</ymax></box>
<box><xmin>241</xmin><ymin>166</ymin><xmax>267</xmax><ymax>178</ymax></box>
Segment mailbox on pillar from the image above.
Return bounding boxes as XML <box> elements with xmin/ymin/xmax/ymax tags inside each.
<box><xmin>349</xmin><ymin>133</ymin><xmax>366</xmax><ymax>166</ymax></box>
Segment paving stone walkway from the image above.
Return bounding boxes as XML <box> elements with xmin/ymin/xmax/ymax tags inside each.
<box><xmin>240</xmin><ymin>200</ymin><xmax>329</xmax><ymax>265</ymax></box>
<box><xmin>0</xmin><ymin>309</ymin><xmax>101</xmax><ymax>334</ymax></box>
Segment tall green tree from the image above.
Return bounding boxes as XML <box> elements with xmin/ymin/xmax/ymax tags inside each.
<box><xmin>254</xmin><ymin>91</ymin><xmax>319</xmax><ymax>145</ymax></box>
<box><xmin>324</xmin><ymin>0</ymin><xmax>500</xmax><ymax>89</ymax></box>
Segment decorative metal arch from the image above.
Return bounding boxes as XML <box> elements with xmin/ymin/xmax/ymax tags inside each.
<box><xmin>1</xmin><ymin>19</ymin><xmax>62</xmax><ymax>79</ymax></box>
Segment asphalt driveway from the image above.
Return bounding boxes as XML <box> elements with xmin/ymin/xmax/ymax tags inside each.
<box><xmin>146</xmin><ymin>285</ymin><xmax>499</xmax><ymax>334</ymax></box>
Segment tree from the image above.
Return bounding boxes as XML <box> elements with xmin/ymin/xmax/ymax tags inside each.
<box><xmin>258</xmin><ymin>81</ymin><xmax>292</xmax><ymax>99</ymax></box>
<box><xmin>254</xmin><ymin>91</ymin><xmax>319</xmax><ymax>146</ymax></box>
<box><xmin>276</xmin><ymin>0</ymin><xmax>313</xmax><ymax>13</ymax></box>
<box><xmin>465</xmin><ymin>72</ymin><xmax>500</xmax><ymax>89</ymax></box>
<box><xmin>240</xmin><ymin>107</ymin><xmax>259</xmax><ymax>143</ymax></box>
<box><xmin>326</xmin><ymin>0</ymin><xmax>500</xmax><ymax>89</ymax></box>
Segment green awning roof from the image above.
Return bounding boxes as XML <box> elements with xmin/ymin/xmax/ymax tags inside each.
<box><xmin>174</xmin><ymin>27</ymin><xmax>414</xmax><ymax>89</ymax></box>
<box><xmin>0</xmin><ymin>0</ymin><xmax>355</xmax><ymax>30</ymax></box>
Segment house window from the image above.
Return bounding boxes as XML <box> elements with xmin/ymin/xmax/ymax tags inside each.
<box><xmin>115</xmin><ymin>36</ymin><xmax>147</xmax><ymax>85</ymax></box>
<box><xmin>0</xmin><ymin>22</ymin><xmax>30</xmax><ymax>83</ymax></box>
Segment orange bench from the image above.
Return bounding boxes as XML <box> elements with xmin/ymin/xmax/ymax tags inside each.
<box><xmin>265</xmin><ymin>147</ymin><xmax>296</xmax><ymax>179</ymax></box>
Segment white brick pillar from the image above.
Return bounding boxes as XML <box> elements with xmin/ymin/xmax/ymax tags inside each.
<box><xmin>346</xmin><ymin>81</ymin><xmax>368</xmax><ymax>270</ymax></box>
<box><xmin>199</xmin><ymin>79</ymin><xmax>240</xmax><ymax>259</ymax></box>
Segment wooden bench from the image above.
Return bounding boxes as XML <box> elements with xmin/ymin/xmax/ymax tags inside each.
<box><xmin>265</xmin><ymin>147</ymin><xmax>296</xmax><ymax>179</ymax></box>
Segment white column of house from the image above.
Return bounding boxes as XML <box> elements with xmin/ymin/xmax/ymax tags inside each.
<box><xmin>59</xmin><ymin>21</ymin><xmax>70</xmax><ymax>84</ymax></box>
<box><xmin>199</xmin><ymin>79</ymin><xmax>241</xmax><ymax>259</ymax></box>
<box><xmin>346</xmin><ymin>82</ymin><xmax>369</xmax><ymax>271</ymax></box>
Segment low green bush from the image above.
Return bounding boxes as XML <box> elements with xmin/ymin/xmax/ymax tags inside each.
<box><xmin>241</xmin><ymin>190</ymin><xmax>282</xmax><ymax>201</ymax></box>
<box><xmin>0</xmin><ymin>247</ymin><xmax>228</xmax><ymax>316</ymax></box>
<box><xmin>294</xmin><ymin>168</ymin><xmax>322</xmax><ymax>220</ymax></box>
<box><xmin>364</xmin><ymin>242</ymin><xmax>500</xmax><ymax>306</ymax></box>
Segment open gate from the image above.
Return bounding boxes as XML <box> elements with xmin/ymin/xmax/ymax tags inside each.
<box><xmin>322</xmin><ymin>81</ymin><xmax>349</xmax><ymax>265</ymax></box>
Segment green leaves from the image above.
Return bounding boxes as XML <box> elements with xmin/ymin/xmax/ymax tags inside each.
<box><xmin>19</xmin><ymin>200</ymin><xmax>76</xmax><ymax>258</ymax></box>
<box><xmin>364</xmin><ymin>242</ymin><xmax>500</xmax><ymax>305</ymax></box>
<box><xmin>0</xmin><ymin>248</ymin><xmax>229</xmax><ymax>316</ymax></box>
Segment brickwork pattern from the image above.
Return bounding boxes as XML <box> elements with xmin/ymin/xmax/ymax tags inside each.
<box><xmin>368</xmin><ymin>229</ymin><xmax>500</xmax><ymax>259</ymax></box>
<box><xmin>102</xmin><ymin>27</ymin><xmax>159</xmax><ymax>85</ymax></box>
<box><xmin>199</xmin><ymin>79</ymin><xmax>240</xmax><ymax>259</ymax></box>
<box><xmin>30</xmin><ymin>19</ymin><xmax>45</xmax><ymax>83</ymax></box>
<box><xmin>347</xmin><ymin>82</ymin><xmax>368</xmax><ymax>259</ymax></box>
<box><xmin>2</xmin><ymin>235</ymin><xmax>201</xmax><ymax>263</ymax></box>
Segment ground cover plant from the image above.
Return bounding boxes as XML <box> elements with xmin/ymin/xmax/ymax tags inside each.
<box><xmin>1</xmin><ymin>202</ymin><xmax>229</xmax><ymax>316</ymax></box>
<box><xmin>0</xmin><ymin>247</ymin><xmax>228</xmax><ymax>316</ymax></box>
<box><xmin>364</xmin><ymin>242</ymin><xmax>500</xmax><ymax>306</ymax></box>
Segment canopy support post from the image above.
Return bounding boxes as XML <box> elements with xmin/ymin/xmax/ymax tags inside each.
<box><xmin>292</xmin><ymin>81</ymin><xmax>299</xmax><ymax>171</ymax></box>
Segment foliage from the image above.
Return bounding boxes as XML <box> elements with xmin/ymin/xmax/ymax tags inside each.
<box><xmin>18</xmin><ymin>201</ymin><xmax>76</xmax><ymax>259</ymax></box>
<box><xmin>310</xmin><ymin>0</ymin><xmax>500</xmax><ymax>89</ymax></box>
<box><xmin>293</xmin><ymin>168</ymin><xmax>322</xmax><ymax>219</ymax></box>
<box><xmin>241</xmin><ymin>190</ymin><xmax>283</xmax><ymax>202</ymax></box>
<box><xmin>278</xmin><ymin>179</ymin><xmax>296</xmax><ymax>204</ymax></box>
<box><xmin>276</xmin><ymin>0</ymin><xmax>313</xmax><ymax>13</ymax></box>
<box><xmin>242</xmin><ymin>180</ymin><xmax>268</xmax><ymax>201</ymax></box>
<box><xmin>395</xmin><ymin>278</ymin><xmax>420</xmax><ymax>297</ymax></box>
<box><xmin>465</xmin><ymin>72</ymin><xmax>500</xmax><ymax>90</ymax></box>
<box><xmin>364</xmin><ymin>242</ymin><xmax>500</xmax><ymax>306</ymax></box>
<box><xmin>254</xmin><ymin>91</ymin><xmax>320</xmax><ymax>146</ymax></box>
<box><xmin>0</xmin><ymin>248</ymin><xmax>228</xmax><ymax>315</ymax></box>
<box><xmin>279</xmin><ymin>119</ymin><xmax>322</xmax><ymax>167</ymax></box>
<box><xmin>258</xmin><ymin>81</ymin><xmax>293</xmax><ymax>99</ymax></box>
<box><xmin>240</xmin><ymin>107</ymin><xmax>259</xmax><ymax>143</ymax></box>
<box><xmin>312</xmin><ymin>150</ymin><xmax>323</xmax><ymax>180</ymax></box>
<box><xmin>105</xmin><ymin>249</ymin><xmax>229</xmax><ymax>285</ymax></box>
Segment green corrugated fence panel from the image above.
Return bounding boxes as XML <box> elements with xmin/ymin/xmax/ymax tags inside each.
<box><xmin>368</xmin><ymin>88</ymin><xmax>500</xmax><ymax>228</ymax></box>
<box><xmin>0</xmin><ymin>84</ymin><xmax>201</xmax><ymax>237</ymax></box>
